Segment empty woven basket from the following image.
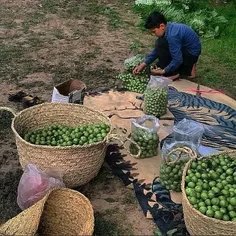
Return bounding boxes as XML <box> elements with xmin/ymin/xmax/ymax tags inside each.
<box><xmin>0</xmin><ymin>188</ymin><xmax>94</xmax><ymax>235</ymax></box>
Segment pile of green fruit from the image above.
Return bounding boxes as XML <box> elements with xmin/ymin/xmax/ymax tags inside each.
<box><xmin>23</xmin><ymin>123</ymin><xmax>110</xmax><ymax>146</ymax></box>
<box><xmin>124</xmin><ymin>55</ymin><xmax>145</xmax><ymax>72</ymax></box>
<box><xmin>185</xmin><ymin>154</ymin><xmax>236</xmax><ymax>221</ymax></box>
<box><xmin>160</xmin><ymin>158</ymin><xmax>188</xmax><ymax>192</ymax></box>
<box><xmin>117</xmin><ymin>73</ymin><xmax>149</xmax><ymax>93</ymax></box>
<box><xmin>144</xmin><ymin>87</ymin><xmax>168</xmax><ymax>117</ymax></box>
<box><xmin>129</xmin><ymin>129</ymin><xmax>159</xmax><ymax>158</ymax></box>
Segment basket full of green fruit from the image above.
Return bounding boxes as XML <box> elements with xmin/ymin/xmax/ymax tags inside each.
<box><xmin>181</xmin><ymin>150</ymin><xmax>236</xmax><ymax>236</ymax></box>
<box><xmin>0</xmin><ymin>103</ymin><xmax>113</xmax><ymax>188</ymax></box>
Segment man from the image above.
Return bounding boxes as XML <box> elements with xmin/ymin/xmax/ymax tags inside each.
<box><xmin>133</xmin><ymin>11</ymin><xmax>201</xmax><ymax>80</ymax></box>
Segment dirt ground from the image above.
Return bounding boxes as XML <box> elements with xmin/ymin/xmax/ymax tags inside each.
<box><xmin>0</xmin><ymin>0</ymin><xmax>156</xmax><ymax>235</ymax></box>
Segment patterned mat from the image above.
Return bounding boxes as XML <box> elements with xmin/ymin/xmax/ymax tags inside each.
<box><xmin>105</xmin><ymin>87</ymin><xmax>236</xmax><ymax>236</ymax></box>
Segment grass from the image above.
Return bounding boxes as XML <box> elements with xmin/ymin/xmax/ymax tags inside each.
<box><xmin>129</xmin><ymin>40</ymin><xmax>146</xmax><ymax>54</ymax></box>
<box><xmin>103</xmin><ymin>6</ymin><xmax>124</xmax><ymax>30</ymax></box>
<box><xmin>22</xmin><ymin>12</ymin><xmax>45</xmax><ymax>33</ymax></box>
<box><xmin>196</xmin><ymin>2</ymin><xmax>236</xmax><ymax>98</ymax></box>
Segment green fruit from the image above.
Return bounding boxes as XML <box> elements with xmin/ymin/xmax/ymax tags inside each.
<box><xmin>206</xmin><ymin>209</ymin><xmax>214</xmax><ymax>217</ymax></box>
<box><xmin>222</xmin><ymin>215</ymin><xmax>230</xmax><ymax>221</ymax></box>
<box><xmin>23</xmin><ymin>123</ymin><xmax>110</xmax><ymax>146</ymax></box>
<box><xmin>130</xmin><ymin>129</ymin><xmax>159</xmax><ymax>158</ymax></box>
<box><xmin>117</xmin><ymin>72</ymin><xmax>148</xmax><ymax>93</ymax></box>
<box><xmin>214</xmin><ymin>211</ymin><xmax>223</xmax><ymax>220</ymax></box>
<box><xmin>199</xmin><ymin>206</ymin><xmax>207</xmax><ymax>214</ymax></box>
<box><xmin>229</xmin><ymin>211</ymin><xmax>236</xmax><ymax>219</ymax></box>
<box><xmin>211</xmin><ymin>198</ymin><xmax>220</xmax><ymax>206</ymax></box>
<box><xmin>229</xmin><ymin>197</ymin><xmax>236</xmax><ymax>206</ymax></box>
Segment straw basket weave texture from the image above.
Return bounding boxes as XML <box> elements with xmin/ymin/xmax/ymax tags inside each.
<box><xmin>0</xmin><ymin>188</ymin><xmax>94</xmax><ymax>236</ymax></box>
<box><xmin>181</xmin><ymin>150</ymin><xmax>236</xmax><ymax>236</ymax></box>
<box><xmin>2</xmin><ymin>103</ymin><xmax>111</xmax><ymax>188</ymax></box>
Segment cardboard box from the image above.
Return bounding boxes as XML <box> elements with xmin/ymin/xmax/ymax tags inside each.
<box><xmin>51</xmin><ymin>79</ymin><xmax>86</xmax><ymax>104</ymax></box>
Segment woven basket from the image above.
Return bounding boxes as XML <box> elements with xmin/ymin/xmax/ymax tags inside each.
<box><xmin>1</xmin><ymin>103</ymin><xmax>111</xmax><ymax>188</ymax></box>
<box><xmin>0</xmin><ymin>188</ymin><xmax>94</xmax><ymax>235</ymax></box>
<box><xmin>181</xmin><ymin>150</ymin><xmax>236</xmax><ymax>236</ymax></box>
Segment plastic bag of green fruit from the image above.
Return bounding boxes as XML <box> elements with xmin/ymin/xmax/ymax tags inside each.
<box><xmin>129</xmin><ymin>115</ymin><xmax>160</xmax><ymax>159</ymax></box>
<box><xmin>143</xmin><ymin>76</ymin><xmax>172</xmax><ymax>117</ymax></box>
<box><xmin>159</xmin><ymin>140</ymin><xmax>197</xmax><ymax>192</ymax></box>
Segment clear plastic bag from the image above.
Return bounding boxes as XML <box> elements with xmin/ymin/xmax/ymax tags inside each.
<box><xmin>144</xmin><ymin>76</ymin><xmax>172</xmax><ymax>117</ymax></box>
<box><xmin>129</xmin><ymin>115</ymin><xmax>160</xmax><ymax>158</ymax></box>
<box><xmin>173</xmin><ymin>118</ymin><xmax>204</xmax><ymax>151</ymax></box>
<box><xmin>17</xmin><ymin>164</ymin><xmax>65</xmax><ymax>210</ymax></box>
<box><xmin>159</xmin><ymin>140</ymin><xmax>197</xmax><ymax>192</ymax></box>
<box><xmin>159</xmin><ymin>119</ymin><xmax>203</xmax><ymax>192</ymax></box>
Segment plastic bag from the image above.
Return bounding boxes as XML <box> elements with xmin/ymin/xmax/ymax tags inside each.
<box><xmin>129</xmin><ymin>115</ymin><xmax>160</xmax><ymax>158</ymax></box>
<box><xmin>144</xmin><ymin>76</ymin><xmax>172</xmax><ymax>117</ymax></box>
<box><xmin>173</xmin><ymin>118</ymin><xmax>204</xmax><ymax>151</ymax></box>
<box><xmin>159</xmin><ymin>140</ymin><xmax>197</xmax><ymax>192</ymax></box>
<box><xmin>159</xmin><ymin>119</ymin><xmax>203</xmax><ymax>192</ymax></box>
<box><xmin>17</xmin><ymin>164</ymin><xmax>65</xmax><ymax>210</ymax></box>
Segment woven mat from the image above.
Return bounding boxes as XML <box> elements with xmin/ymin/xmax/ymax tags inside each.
<box><xmin>84</xmin><ymin>79</ymin><xmax>236</xmax><ymax>235</ymax></box>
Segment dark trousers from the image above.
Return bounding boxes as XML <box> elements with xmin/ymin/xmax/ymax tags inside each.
<box><xmin>155</xmin><ymin>37</ymin><xmax>199</xmax><ymax>76</ymax></box>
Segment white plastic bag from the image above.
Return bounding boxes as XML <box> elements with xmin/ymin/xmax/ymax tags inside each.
<box><xmin>144</xmin><ymin>76</ymin><xmax>172</xmax><ymax>117</ymax></box>
<box><xmin>17</xmin><ymin>164</ymin><xmax>65</xmax><ymax>210</ymax></box>
<box><xmin>130</xmin><ymin>115</ymin><xmax>160</xmax><ymax>158</ymax></box>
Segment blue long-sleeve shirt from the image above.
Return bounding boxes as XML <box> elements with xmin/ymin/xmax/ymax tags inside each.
<box><xmin>144</xmin><ymin>22</ymin><xmax>201</xmax><ymax>73</ymax></box>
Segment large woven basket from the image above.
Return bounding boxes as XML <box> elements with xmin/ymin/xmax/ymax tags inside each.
<box><xmin>0</xmin><ymin>188</ymin><xmax>94</xmax><ymax>235</ymax></box>
<box><xmin>1</xmin><ymin>103</ymin><xmax>111</xmax><ymax>188</ymax></box>
<box><xmin>181</xmin><ymin>150</ymin><xmax>236</xmax><ymax>236</ymax></box>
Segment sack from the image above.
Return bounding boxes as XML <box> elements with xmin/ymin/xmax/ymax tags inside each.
<box><xmin>159</xmin><ymin>140</ymin><xmax>197</xmax><ymax>192</ymax></box>
<box><xmin>144</xmin><ymin>76</ymin><xmax>172</xmax><ymax>117</ymax></box>
<box><xmin>17</xmin><ymin>164</ymin><xmax>65</xmax><ymax>210</ymax></box>
<box><xmin>130</xmin><ymin>115</ymin><xmax>160</xmax><ymax>158</ymax></box>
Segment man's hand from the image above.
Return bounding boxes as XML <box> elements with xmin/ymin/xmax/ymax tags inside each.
<box><xmin>133</xmin><ymin>62</ymin><xmax>146</xmax><ymax>75</ymax></box>
<box><xmin>151</xmin><ymin>66</ymin><xmax>165</xmax><ymax>75</ymax></box>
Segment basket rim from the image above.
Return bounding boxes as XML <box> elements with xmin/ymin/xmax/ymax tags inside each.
<box><xmin>11</xmin><ymin>102</ymin><xmax>111</xmax><ymax>149</ymax></box>
<box><xmin>181</xmin><ymin>150</ymin><xmax>236</xmax><ymax>225</ymax></box>
<box><xmin>52</xmin><ymin>188</ymin><xmax>94</xmax><ymax>209</ymax></box>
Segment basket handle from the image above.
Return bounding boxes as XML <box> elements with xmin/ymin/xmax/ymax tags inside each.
<box><xmin>106</xmin><ymin>127</ymin><xmax>141</xmax><ymax>159</ymax></box>
<box><xmin>165</xmin><ymin>146</ymin><xmax>197</xmax><ymax>165</ymax></box>
<box><xmin>0</xmin><ymin>107</ymin><xmax>17</xmax><ymax>117</ymax></box>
